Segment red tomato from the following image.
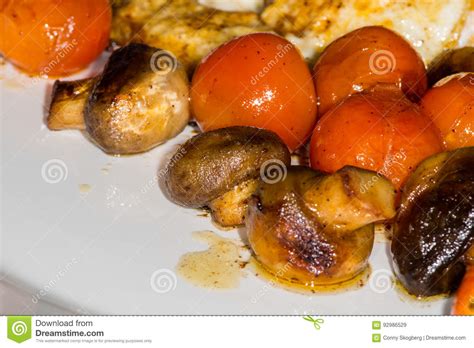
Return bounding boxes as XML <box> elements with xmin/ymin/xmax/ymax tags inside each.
<box><xmin>0</xmin><ymin>0</ymin><xmax>111</xmax><ymax>76</ymax></box>
<box><xmin>191</xmin><ymin>33</ymin><xmax>317</xmax><ymax>151</ymax></box>
<box><xmin>313</xmin><ymin>26</ymin><xmax>427</xmax><ymax>117</ymax></box>
<box><xmin>310</xmin><ymin>87</ymin><xmax>444</xmax><ymax>189</ymax></box>
<box><xmin>452</xmin><ymin>265</ymin><xmax>474</xmax><ymax>315</ymax></box>
<box><xmin>420</xmin><ymin>73</ymin><xmax>474</xmax><ymax>150</ymax></box>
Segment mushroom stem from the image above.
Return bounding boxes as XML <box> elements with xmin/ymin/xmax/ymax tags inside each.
<box><xmin>209</xmin><ymin>178</ymin><xmax>259</xmax><ymax>227</ymax></box>
<box><xmin>47</xmin><ymin>77</ymin><xmax>97</xmax><ymax>130</ymax></box>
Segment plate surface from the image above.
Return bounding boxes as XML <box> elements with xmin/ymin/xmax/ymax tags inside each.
<box><xmin>0</xmin><ymin>61</ymin><xmax>450</xmax><ymax>315</ymax></box>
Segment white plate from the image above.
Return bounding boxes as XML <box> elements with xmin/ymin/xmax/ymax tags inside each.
<box><xmin>0</xmin><ymin>60</ymin><xmax>451</xmax><ymax>315</ymax></box>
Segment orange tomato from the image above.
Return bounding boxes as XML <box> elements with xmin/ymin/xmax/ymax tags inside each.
<box><xmin>309</xmin><ymin>87</ymin><xmax>444</xmax><ymax>189</ymax></box>
<box><xmin>191</xmin><ymin>33</ymin><xmax>317</xmax><ymax>151</ymax></box>
<box><xmin>0</xmin><ymin>0</ymin><xmax>111</xmax><ymax>76</ymax></box>
<box><xmin>452</xmin><ymin>265</ymin><xmax>474</xmax><ymax>315</ymax></box>
<box><xmin>420</xmin><ymin>73</ymin><xmax>474</xmax><ymax>150</ymax></box>
<box><xmin>313</xmin><ymin>26</ymin><xmax>427</xmax><ymax>117</ymax></box>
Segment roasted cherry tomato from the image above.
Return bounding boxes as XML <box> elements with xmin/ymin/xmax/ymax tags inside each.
<box><xmin>0</xmin><ymin>0</ymin><xmax>111</xmax><ymax>76</ymax></box>
<box><xmin>191</xmin><ymin>33</ymin><xmax>317</xmax><ymax>151</ymax></box>
<box><xmin>310</xmin><ymin>87</ymin><xmax>444</xmax><ymax>189</ymax></box>
<box><xmin>452</xmin><ymin>264</ymin><xmax>474</xmax><ymax>315</ymax></box>
<box><xmin>313</xmin><ymin>26</ymin><xmax>427</xmax><ymax>116</ymax></box>
<box><xmin>420</xmin><ymin>73</ymin><xmax>474</xmax><ymax>150</ymax></box>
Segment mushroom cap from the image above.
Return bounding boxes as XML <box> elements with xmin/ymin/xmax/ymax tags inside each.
<box><xmin>164</xmin><ymin>126</ymin><xmax>291</xmax><ymax>207</ymax></box>
<box><xmin>85</xmin><ymin>43</ymin><xmax>189</xmax><ymax>154</ymax></box>
<box><xmin>392</xmin><ymin>147</ymin><xmax>474</xmax><ymax>296</ymax></box>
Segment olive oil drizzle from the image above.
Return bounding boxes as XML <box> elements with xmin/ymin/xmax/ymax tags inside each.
<box><xmin>176</xmin><ymin>231</ymin><xmax>249</xmax><ymax>289</ymax></box>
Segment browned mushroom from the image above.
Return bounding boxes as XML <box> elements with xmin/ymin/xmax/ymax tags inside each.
<box><xmin>392</xmin><ymin>147</ymin><xmax>474</xmax><ymax>297</ymax></box>
<box><xmin>247</xmin><ymin>166</ymin><xmax>396</xmax><ymax>286</ymax></box>
<box><xmin>163</xmin><ymin>126</ymin><xmax>291</xmax><ymax>227</ymax></box>
<box><xmin>47</xmin><ymin>43</ymin><xmax>190</xmax><ymax>154</ymax></box>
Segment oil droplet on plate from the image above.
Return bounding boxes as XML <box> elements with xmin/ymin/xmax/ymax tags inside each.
<box><xmin>1</xmin><ymin>78</ymin><xmax>26</xmax><ymax>90</ymax></box>
<box><xmin>101</xmin><ymin>162</ymin><xmax>112</xmax><ymax>175</ymax></box>
<box><xmin>79</xmin><ymin>183</ymin><xmax>91</xmax><ymax>193</ymax></box>
<box><xmin>177</xmin><ymin>231</ymin><xmax>249</xmax><ymax>289</ymax></box>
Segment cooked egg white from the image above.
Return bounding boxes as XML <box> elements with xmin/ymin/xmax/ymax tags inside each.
<box><xmin>198</xmin><ymin>0</ymin><xmax>264</xmax><ymax>12</ymax></box>
<box><xmin>262</xmin><ymin>0</ymin><xmax>471</xmax><ymax>64</ymax></box>
<box><xmin>112</xmin><ymin>0</ymin><xmax>473</xmax><ymax>68</ymax></box>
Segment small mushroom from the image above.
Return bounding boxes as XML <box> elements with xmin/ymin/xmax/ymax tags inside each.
<box><xmin>163</xmin><ymin>126</ymin><xmax>291</xmax><ymax>227</ymax></box>
<box><xmin>47</xmin><ymin>43</ymin><xmax>190</xmax><ymax>155</ymax></box>
<box><xmin>392</xmin><ymin>147</ymin><xmax>474</xmax><ymax>297</ymax></box>
<box><xmin>246</xmin><ymin>166</ymin><xmax>396</xmax><ymax>286</ymax></box>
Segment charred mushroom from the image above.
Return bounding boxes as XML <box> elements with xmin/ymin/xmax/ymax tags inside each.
<box><xmin>47</xmin><ymin>43</ymin><xmax>190</xmax><ymax>154</ymax></box>
<box><xmin>392</xmin><ymin>147</ymin><xmax>474</xmax><ymax>297</ymax></box>
<box><xmin>163</xmin><ymin>126</ymin><xmax>291</xmax><ymax>227</ymax></box>
<box><xmin>246</xmin><ymin>166</ymin><xmax>396</xmax><ymax>286</ymax></box>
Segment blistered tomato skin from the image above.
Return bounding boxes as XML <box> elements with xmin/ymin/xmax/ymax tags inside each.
<box><xmin>420</xmin><ymin>73</ymin><xmax>474</xmax><ymax>150</ymax></box>
<box><xmin>0</xmin><ymin>0</ymin><xmax>111</xmax><ymax>76</ymax></box>
<box><xmin>309</xmin><ymin>89</ymin><xmax>444</xmax><ymax>189</ymax></box>
<box><xmin>313</xmin><ymin>26</ymin><xmax>427</xmax><ymax>117</ymax></box>
<box><xmin>191</xmin><ymin>33</ymin><xmax>317</xmax><ymax>151</ymax></box>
